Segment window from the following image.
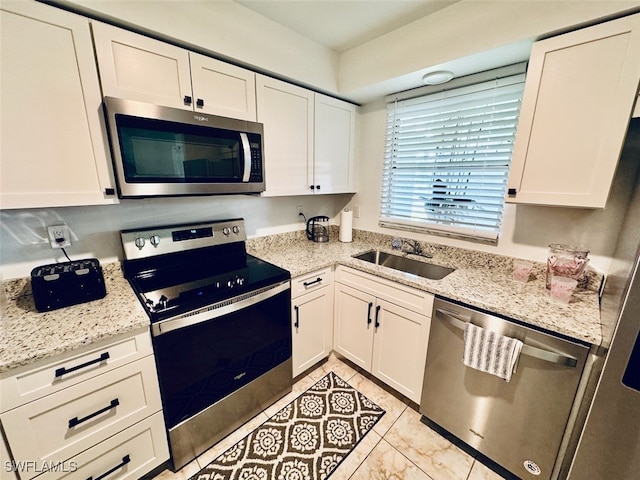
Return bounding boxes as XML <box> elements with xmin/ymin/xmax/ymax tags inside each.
<box><xmin>380</xmin><ymin>64</ymin><xmax>526</xmax><ymax>243</ymax></box>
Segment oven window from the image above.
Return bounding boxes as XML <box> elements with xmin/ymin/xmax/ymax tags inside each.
<box><xmin>115</xmin><ymin>114</ymin><xmax>243</xmax><ymax>183</ymax></box>
<box><xmin>152</xmin><ymin>289</ymin><xmax>292</xmax><ymax>428</ymax></box>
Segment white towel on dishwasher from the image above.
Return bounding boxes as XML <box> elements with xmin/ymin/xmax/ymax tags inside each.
<box><xmin>463</xmin><ymin>323</ymin><xmax>523</xmax><ymax>382</ymax></box>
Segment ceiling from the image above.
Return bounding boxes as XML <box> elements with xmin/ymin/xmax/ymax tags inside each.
<box><xmin>235</xmin><ymin>0</ymin><xmax>461</xmax><ymax>53</ymax></box>
<box><xmin>233</xmin><ymin>0</ymin><xmax>532</xmax><ymax>102</ymax></box>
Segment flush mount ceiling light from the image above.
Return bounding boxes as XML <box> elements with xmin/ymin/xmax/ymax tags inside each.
<box><xmin>422</xmin><ymin>70</ymin><xmax>454</xmax><ymax>85</ymax></box>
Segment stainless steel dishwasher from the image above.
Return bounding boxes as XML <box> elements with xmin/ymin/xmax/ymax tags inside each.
<box><xmin>420</xmin><ymin>298</ymin><xmax>590</xmax><ymax>480</ymax></box>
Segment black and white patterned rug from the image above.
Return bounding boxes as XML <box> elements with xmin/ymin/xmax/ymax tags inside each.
<box><xmin>190</xmin><ymin>371</ymin><xmax>385</xmax><ymax>480</ymax></box>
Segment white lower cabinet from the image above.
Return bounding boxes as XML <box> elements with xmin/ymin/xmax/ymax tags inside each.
<box><xmin>1</xmin><ymin>429</ymin><xmax>18</xmax><ymax>480</ymax></box>
<box><xmin>291</xmin><ymin>268</ymin><xmax>334</xmax><ymax>377</ymax></box>
<box><xmin>35</xmin><ymin>412</ymin><xmax>167</xmax><ymax>480</ymax></box>
<box><xmin>0</xmin><ymin>328</ymin><xmax>168</xmax><ymax>480</ymax></box>
<box><xmin>334</xmin><ymin>266</ymin><xmax>433</xmax><ymax>403</ymax></box>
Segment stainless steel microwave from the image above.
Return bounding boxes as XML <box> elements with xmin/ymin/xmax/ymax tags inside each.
<box><xmin>103</xmin><ymin>97</ymin><xmax>265</xmax><ymax>198</ymax></box>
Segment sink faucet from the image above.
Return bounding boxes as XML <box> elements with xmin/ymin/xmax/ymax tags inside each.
<box><xmin>402</xmin><ymin>239</ymin><xmax>432</xmax><ymax>258</ymax></box>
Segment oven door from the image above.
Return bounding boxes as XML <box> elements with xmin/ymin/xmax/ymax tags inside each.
<box><xmin>151</xmin><ymin>281</ymin><xmax>292</xmax><ymax>430</ymax></box>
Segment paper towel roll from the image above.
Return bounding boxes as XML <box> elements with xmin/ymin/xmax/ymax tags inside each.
<box><xmin>339</xmin><ymin>209</ymin><xmax>353</xmax><ymax>243</ymax></box>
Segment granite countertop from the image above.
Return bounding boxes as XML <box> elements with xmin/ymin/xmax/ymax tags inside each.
<box><xmin>0</xmin><ymin>263</ymin><xmax>149</xmax><ymax>374</ymax></box>
<box><xmin>0</xmin><ymin>229</ymin><xmax>602</xmax><ymax>374</ymax></box>
<box><xmin>248</xmin><ymin>229</ymin><xmax>602</xmax><ymax>346</ymax></box>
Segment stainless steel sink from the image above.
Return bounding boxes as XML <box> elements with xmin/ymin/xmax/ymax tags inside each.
<box><xmin>353</xmin><ymin>250</ymin><xmax>455</xmax><ymax>280</ymax></box>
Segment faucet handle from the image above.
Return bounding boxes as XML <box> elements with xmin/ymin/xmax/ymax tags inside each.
<box><xmin>391</xmin><ymin>238</ymin><xmax>403</xmax><ymax>250</ymax></box>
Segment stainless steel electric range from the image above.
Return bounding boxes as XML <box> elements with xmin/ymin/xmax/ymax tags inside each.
<box><xmin>121</xmin><ymin>218</ymin><xmax>292</xmax><ymax>471</ymax></box>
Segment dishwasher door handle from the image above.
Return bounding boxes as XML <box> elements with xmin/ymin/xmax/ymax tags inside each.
<box><xmin>435</xmin><ymin>308</ymin><xmax>579</xmax><ymax>368</ymax></box>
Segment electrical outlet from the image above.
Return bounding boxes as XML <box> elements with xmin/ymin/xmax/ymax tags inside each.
<box><xmin>47</xmin><ymin>225</ymin><xmax>71</xmax><ymax>248</ymax></box>
<box><xmin>296</xmin><ymin>205</ymin><xmax>304</xmax><ymax>215</ymax></box>
<box><xmin>353</xmin><ymin>206</ymin><xmax>361</xmax><ymax>218</ymax></box>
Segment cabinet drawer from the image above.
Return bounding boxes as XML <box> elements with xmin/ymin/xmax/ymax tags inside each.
<box><xmin>1</xmin><ymin>356</ymin><xmax>162</xmax><ymax>480</ymax></box>
<box><xmin>34</xmin><ymin>412</ymin><xmax>169</xmax><ymax>480</ymax></box>
<box><xmin>291</xmin><ymin>267</ymin><xmax>333</xmax><ymax>298</ymax></box>
<box><xmin>335</xmin><ymin>266</ymin><xmax>433</xmax><ymax>316</ymax></box>
<box><xmin>1</xmin><ymin>328</ymin><xmax>153</xmax><ymax>412</ymax></box>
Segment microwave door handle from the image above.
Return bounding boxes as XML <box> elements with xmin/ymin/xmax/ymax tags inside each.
<box><xmin>240</xmin><ymin>132</ymin><xmax>251</xmax><ymax>182</ymax></box>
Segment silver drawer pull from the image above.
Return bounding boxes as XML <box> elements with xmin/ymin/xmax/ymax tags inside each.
<box><xmin>87</xmin><ymin>454</ymin><xmax>130</xmax><ymax>480</ymax></box>
<box><xmin>68</xmin><ymin>398</ymin><xmax>119</xmax><ymax>428</ymax></box>
<box><xmin>435</xmin><ymin>308</ymin><xmax>579</xmax><ymax>368</ymax></box>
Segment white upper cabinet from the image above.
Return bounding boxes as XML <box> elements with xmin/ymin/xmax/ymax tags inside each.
<box><xmin>257</xmin><ymin>75</ymin><xmax>358</xmax><ymax>196</ymax></box>
<box><xmin>92</xmin><ymin>22</ymin><xmax>257</xmax><ymax>121</ymax></box>
<box><xmin>0</xmin><ymin>1</ymin><xmax>117</xmax><ymax>209</ymax></box>
<box><xmin>257</xmin><ymin>75</ymin><xmax>315</xmax><ymax>196</ymax></box>
<box><xmin>92</xmin><ymin>22</ymin><xmax>192</xmax><ymax>110</ymax></box>
<box><xmin>507</xmin><ymin>13</ymin><xmax>640</xmax><ymax>208</ymax></box>
<box><xmin>189</xmin><ymin>53</ymin><xmax>257</xmax><ymax>121</ymax></box>
<box><xmin>314</xmin><ymin>94</ymin><xmax>357</xmax><ymax>194</ymax></box>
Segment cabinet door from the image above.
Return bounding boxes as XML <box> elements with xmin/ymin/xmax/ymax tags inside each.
<box><xmin>314</xmin><ymin>94</ymin><xmax>357</xmax><ymax>194</ymax></box>
<box><xmin>507</xmin><ymin>13</ymin><xmax>640</xmax><ymax>208</ymax></box>
<box><xmin>256</xmin><ymin>75</ymin><xmax>314</xmax><ymax>196</ymax></box>
<box><xmin>190</xmin><ymin>53</ymin><xmax>257</xmax><ymax>121</ymax></box>
<box><xmin>333</xmin><ymin>283</ymin><xmax>375</xmax><ymax>371</ymax></box>
<box><xmin>292</xmin><ymin>286</ymin><xmax>334</xmax><ymax>377</ymax></box>
<box><xmin>1</xmin><ymin>328</ymin><xmax>153</xmax><ymax>412</ymax></box>
<box><xmin>92</xmin><ymin>21</ymin><xmax>193</xmax><ymax>110</ymax></box>
<box><xmin>371</xmin><ymin>299</ymin><xmax>430</xmax><ymax>403</ymax></box>
<box><xmin>1</xmin><ymin>356</ymin><xmax>162</xmax><ymax>480</ymax></box>
<box><xmin>35</xmin><ymin>412</ymin><xmax>169</xmax><ymax>480</ymax></box>
<box><xmin>1</xmin><ymin>430</ymin><xmax>18</xmax><ymax>480</ymax></box>
<box><xmin>0</xmin><ymin>1</ymin><xmax>117</xmax><ymax>209</ymax></box>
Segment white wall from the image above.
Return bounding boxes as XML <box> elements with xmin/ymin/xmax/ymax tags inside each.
<box><xmin>0</xmin><ymin>194</ymin><xmax>351</xmax><ymax>279</ymax></box>
<box><xmin>339</xmin><ymin>0</ymin><xmax>640</xmax><ymax>101</ymax></box>
<box><xmin>344</xmin><ymin>100</ymin><xmax>639</xmax><ymax>273</ymax></box>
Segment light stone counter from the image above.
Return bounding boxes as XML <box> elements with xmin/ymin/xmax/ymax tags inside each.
<box><xmin>248</xmin><ymin>229</ymin><xmax>602</xmax><ymax>346</ymax></box>
<box><xmin>0</xmin><ymin>229</ymin><xmax>602</xmax><ymax>374</ymax></box>
<box><xmin>0</xmin><ymin>263</ymin><xmax>148</xmax><ymax>373</ymax></box>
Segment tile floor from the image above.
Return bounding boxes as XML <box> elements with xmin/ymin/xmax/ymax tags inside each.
<box><xmin>152</xmin><ymin>354</ymin><xmax>506</xmax><ymax>480</ymax></box>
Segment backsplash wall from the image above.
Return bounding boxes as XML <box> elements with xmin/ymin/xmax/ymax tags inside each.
<box><xmin>0</xmin><ymin>194</ymin><xmax>352</xmax><ymax>279</ymax></box>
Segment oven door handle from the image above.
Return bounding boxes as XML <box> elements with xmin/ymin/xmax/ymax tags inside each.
<box><xmin>435</xmin><ymin>308</ymin><xmax>579</xmax><ymax>368</ymax></box>
<box><xmin>240</xmin><ymin>132</ymin><xmax>252</xmax><ymax>182</ymax></box>
<box><xmin>152</xmin><ymin>280</ymin><xmax>290</xmax><ymax>336</ymax></box>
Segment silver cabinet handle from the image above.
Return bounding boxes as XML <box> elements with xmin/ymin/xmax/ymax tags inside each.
<box><xmin>435</xmin><ymin>308</ymin><xmax>579</xmax><ymax>368</ymax></box>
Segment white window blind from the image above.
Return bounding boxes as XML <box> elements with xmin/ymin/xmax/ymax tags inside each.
<box><xmin>380</xmin><ymin>69</ymin><xmax>526</xmax><ymax>243</ymax></box>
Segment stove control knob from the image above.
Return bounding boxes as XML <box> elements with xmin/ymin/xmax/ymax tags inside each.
<box><xmin>158</xmin><ymin>295</ymin><xmax>169</xmax><ymax>310</ymax></box>
<box><xmin>134</xmin><ymin>236</ymin><xmax>146</xmax><ymax>249</ymax></box>
<box><xmin>149</xmin><ymin>235</ymin><xmax>161</xmax><ymax>247</ymax></box>
<box><xmin>232</xmin><ymin>225</ymin><xmax>240</xmax><ymax>235</ymax></box>
<box><xmin>236</xmin><ymin>277</ymin><xmax>244</xmax><ymax>286</ymax></box>
<box><xmin>227</xmin><ymin>279</ymin><xmax>234</xmax><ymax>288</ymax></box>
<box><xmin>222</xmin><ymin>227</ymin><xmax>231</xmax><ymax>236</ymax></box>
